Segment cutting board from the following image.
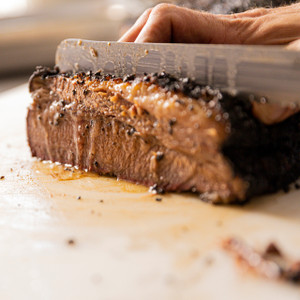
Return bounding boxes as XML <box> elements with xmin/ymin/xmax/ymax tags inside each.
<box><xmin>0</xmin><ymin>85</ymin><xmax>300</xmax><ymax>300</ymax></box>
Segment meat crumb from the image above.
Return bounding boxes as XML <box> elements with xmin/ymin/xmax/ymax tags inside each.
<box><xmin>0</xmin><ymin>176</ymin><xmax>5</xmax><ymax>180</ymax></box>
<box><xmin>67</xmin><ymin>239</ymin><xmax>76</xmax><ymax>246</ymax></box>
<box><xmin>264</xmin><ymin>242</ymin><xmax>282</xmax><ymax>257</ymax></box>
<box><xmin>223</xmin><ymin>238</ymin><xmax>300</xmax><ymax>285</ymax></box>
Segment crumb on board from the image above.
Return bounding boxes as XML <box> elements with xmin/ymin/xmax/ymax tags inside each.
<box><xmin>77</xmin><ymin>196</ymin><xmax>81</xmax><ymax>200</ymax></box>
<box><xmin>223</xmin><ymin>237</ymin><xmax>300</xmax><ymax>285</ymax></box>
<box><xmin>155</xmin><ymin>197</ymin><xmax>162</xmax><ymax>202</ymax></box>
<box><xmin>67</xmin><ymin>239</ymin><xmax>76</xmax><ymax>246</ymax></box>
<box><xmin>0</xmin><ymin>176</ymin><xmax>5</xmax><ymax>180</ymax></box>
<box><xmin>264</xmin><ymin>242</ymin><xmax>282</xmax><ymax>257</ymax></box>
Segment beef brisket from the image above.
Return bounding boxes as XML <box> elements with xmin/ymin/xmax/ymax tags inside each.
<box><xmin>27</xmin><ymin>66</ymin><xmax>300</xmax><ymax>204</ymax></box>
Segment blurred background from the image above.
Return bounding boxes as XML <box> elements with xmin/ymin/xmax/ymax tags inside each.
<box><xmin>0</xmin><ymin>0</ymin><xmax>293</xmax><ymax>92</ymax></box>
<box><xmin>0</xmin><ymin>0</ymin><xmax>151</xmax><ymax>91</ymax></box>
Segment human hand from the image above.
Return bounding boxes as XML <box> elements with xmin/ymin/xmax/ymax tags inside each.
<box><xmin>119</xmin><ymin>3</ymin><xmax>300</xmax><ymax>46</ymax></box>
<box><xmin>119</xmin><ymin>3</ymin><xmax>300</xmax><ymax>124</ymax></box>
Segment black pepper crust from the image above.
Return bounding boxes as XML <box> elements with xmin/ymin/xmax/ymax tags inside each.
<box><xmin>29</xmin><ymin>66</ymin><xmax>300</xmax><ymax>201</ymax></box>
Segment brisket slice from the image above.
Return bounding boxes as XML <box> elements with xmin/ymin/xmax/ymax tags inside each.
<box><xmin>27</xmin><ymin>66</ymin><xmax>300</xmax><ymax>204</ymax></box>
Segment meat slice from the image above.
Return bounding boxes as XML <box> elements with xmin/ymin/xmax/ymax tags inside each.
<box><xmin>27</xmin><ymin>66</ymin><xmax>300</xmax><ymax>204</ymax></box>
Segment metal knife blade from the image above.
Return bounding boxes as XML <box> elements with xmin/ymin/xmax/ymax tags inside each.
<box><xmin>56</xmin><ymin>38</ymin><xmax>300</xmax><ymax>106</ymax></box>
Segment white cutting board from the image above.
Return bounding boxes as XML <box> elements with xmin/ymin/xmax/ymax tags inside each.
<box><xmin>0</xmin><ymin>85</ymin><xmax>300</xmax><ymax>300</ymax></box>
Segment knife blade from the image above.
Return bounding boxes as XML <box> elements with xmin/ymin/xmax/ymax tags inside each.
<box><xmin>56</xmin><ymin>38</ymin><xmax>300</xmax><ymax>106</ymax></box>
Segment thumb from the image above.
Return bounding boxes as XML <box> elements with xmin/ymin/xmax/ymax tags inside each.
<box><xmin>286</xmin><ymin>39</ymin><xmax>300</xmax><ymax>50</ymax></box>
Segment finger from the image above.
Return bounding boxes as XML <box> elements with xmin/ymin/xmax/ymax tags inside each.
<box><xmin>226</xmin><ymin>2</ymin><xmax>300</xmax><ymax>19</ymax></box>
<box><xmin>245</xmin><ymin>12</ymin><xmax>300</xmax><ymax>45</ymax></box>
<box><xmin>135</xmin><ymin>4</ymin><xmax>173</xmax><ymax>43</ymax></box>
<box><xmin>252</xmin><ymin>102</ymin><xmax>300</xmax><ymax>124</ymax></box>
<box><xmin>118</xmin><ymin>8</ymin><xmax>152</xmax><ymax>42</ymax></box>
<box><xmin>135</xmin><ymin>4</ymin><xmax>228</xmax><ymax>44</ymax></box>
<box><xmin>286</xmin><ymin>38</ymin><xmax>300</xmax><ymax>50</ymax></box>
<box><xmin>226</xmin><ymin>7</ymin><xmax>270</xmax><ymax>19</ymax></box>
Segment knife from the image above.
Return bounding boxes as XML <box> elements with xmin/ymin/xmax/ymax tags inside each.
<box><xmin>56</xmin><ymin>38</ymin><xmax>300</xmax><ymax>106</ymax></box>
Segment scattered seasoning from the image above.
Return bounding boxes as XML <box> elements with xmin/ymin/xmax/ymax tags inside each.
<box><xmin>127</xmin><ymin>127</ymin><xmax>136</xmax><ymax>136</ymax></box>
<box><xmin>208</xmin><ymin>100</ymin><xmax>216</xmax><ymax>108</ymax></box>
<box><xmin>123</xmin><ymin>74</ymin><xmax>136</xmax><ymax>82</ymax></box>
<box><xmin>215</xmin><ymin>114</ymin><xmax>222</xmax><ymax>122</ymax></box>
<box><xmin>168</xmin><ymin>118</ymin><xmax>177</xmax><ymax>134</ymax></box>
<box><xmin>94</xmin><ymin>161</ymin><xmax>99</xmax><ymax>167</ymax></box>
<box><xmin>99</xmin><ymin>199</ymin><xmax>104</xmax><ymax>203</ymax></box>
<box><xmin>149</xmin><ymin>184</ymin><xmax>165</xmax><ymax>195</ymax></box>
<box><xmin>0</xmin><ymin>176</ymin><xmax>5</xmax><ymax>180</ymax></box>
<box><xmin>155</xmin><ymin>152</ymin><xmax>164</xmax><ymax>161</ymax></box>
<box><xmin>67</xmin><ymin>239</ymin><xmax>76</xmax><ymax>246</ymax></box>
<box><xmin>77</xmin><ymin>80</ymin><xmax>85</xmax><ymax>85</ymax></box>
<box><xmin>206</xmin><ymin>110</ymin><xmax>212</xmax><ymax>118</ymax></box>
<box><xmin>175</xmin><ymin>99</ymin><xmax>184</xmax><ymax>105</ymax></box>
<box><xmin>72</xmin><ymin>89</ymin><xmax>77</xmax><ymax>96</ymax></box>
<box><xmin>90</xmin><ymin>47</ymin><xmax>98</xmax><ymax>58</ymax></box>
<box><xmin>223</xmin><ymin>112</ymin><xmax>229</xmax><ymax>120</ymax></box>
<box><xmin>191</xmin><ymin>187</ymin><xmax>197</xmax><ymax>193</ymax></box>
<box><xmin>77</xmin><ymin>196</ymin><xmax>81</xmax><ymax>200</ymax></box>
<box><xmin>85</xmin><ymin>124</ymin><xmax>90</xmax><ymax>130</ymax></box>
<box><xmin>188</xmin><ymin>104</ymin><xmax>194</xmax><ymax>111</ymax></box>
<box><xmin>169</xmin><ymin>118</ymin><xmax>177</xmax><ymax>126</ymax></box>
<box><xmin>83</xmin><ymin>89</ymin><xmax>89</xmax><ymax>96</ymax></box>
<box><xmin>155</xmin><ymin>197</ymin><xmax>162</xmax><ymax>202</ymax></box>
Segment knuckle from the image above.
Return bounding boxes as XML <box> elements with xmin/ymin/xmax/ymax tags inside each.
<box><xmin>252</xmin><ymin>7</ymin><xmax>268</xmax><ymax>15</ymax></box>
<box><xmin>152</xmin><ymin>3</ymin><xmax>176</xmax><ymax>15</ymax></box>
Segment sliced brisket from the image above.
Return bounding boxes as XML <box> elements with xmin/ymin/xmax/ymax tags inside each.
<box><xmin>27</xmin><ymin>66</ymin><xmax>300</xmax><ymax>204</ymax></box>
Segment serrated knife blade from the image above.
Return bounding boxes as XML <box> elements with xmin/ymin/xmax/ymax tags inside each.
<box><xmin>56</xmin><ymin>38</ymin><xmax>300</xmax><ymax>106</ymax></box>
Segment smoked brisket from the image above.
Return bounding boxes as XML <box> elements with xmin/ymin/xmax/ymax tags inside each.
<box><xmin>27</xmin><ymin>67</ymin><xmax>300</xmax><ymax>204</ymax></box>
